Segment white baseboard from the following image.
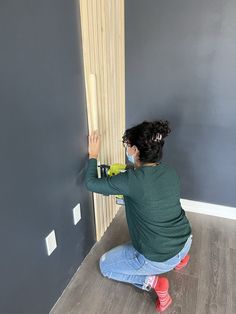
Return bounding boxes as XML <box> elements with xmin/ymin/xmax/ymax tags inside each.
<box><xmin>180</xmin><ymin>198</ymin><xmax>236</xmax><ymax>220</ymax></box>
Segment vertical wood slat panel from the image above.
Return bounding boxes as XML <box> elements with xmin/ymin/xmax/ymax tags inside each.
<box><xmin>78</xmin><ymin>0</ymin><xmax>125</xmax><ymax>241</ymax></box>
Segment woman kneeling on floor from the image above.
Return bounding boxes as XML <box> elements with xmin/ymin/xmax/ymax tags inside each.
<box><xmin>85</xmin><ymin>120</ymin><xmax>192</xmax><ymax>312</ymax></box>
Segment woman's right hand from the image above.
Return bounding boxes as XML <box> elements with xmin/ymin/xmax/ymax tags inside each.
<box><xmin>88</xmin><ymin>130</ymin><xmax>101</xmax><ymax>159</ymax></box>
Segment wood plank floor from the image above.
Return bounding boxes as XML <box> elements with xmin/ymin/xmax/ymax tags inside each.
<box><xmin>50</xmin><ymin>207</ymin><xmax>236</xmax><ymax>314</ymax></box>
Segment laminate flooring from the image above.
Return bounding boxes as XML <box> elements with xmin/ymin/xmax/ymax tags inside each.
<box><xmin>50</xmin><ymin>207</ymin><xmax>236</xmax><ymax>314</ymax></box>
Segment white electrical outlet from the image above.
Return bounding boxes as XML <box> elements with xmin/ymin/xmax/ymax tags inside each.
<box><xmin>73</xmin><ymin>203</ymin><xmax>81</xmax><ymax>225</ymax></box>
<box><xmin>45</xmin><ymin>230</ymin><xmax>57</xmax><ymax>256</ymax></box>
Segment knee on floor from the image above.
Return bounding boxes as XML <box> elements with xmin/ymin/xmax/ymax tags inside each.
<box><xmin>99</xmin><ymin>253</ymin><xmax>108</xmax><ymax>277</ymax></box>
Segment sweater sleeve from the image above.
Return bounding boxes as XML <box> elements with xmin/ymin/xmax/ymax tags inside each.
<box><xmin>85</xmin><ymin>158</ymin><xmax>130</xmax><ymax>196</ymax></box>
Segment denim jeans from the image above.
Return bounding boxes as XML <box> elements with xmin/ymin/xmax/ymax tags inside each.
<box><xmin>99</xmin><ymin>234</ymin><xmax>192</xmax><ymax>290</ymax></box>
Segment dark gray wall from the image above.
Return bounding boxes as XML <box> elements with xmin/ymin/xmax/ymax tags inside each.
<box><xmin>0</xmin><ymin>1</ymin><xmax>95</xmax><ymax>313</ymax></box>
<box><xmin>125</xmin><ymin>0</ymin><xmax>236</xmax><ymax>207</ymax></box>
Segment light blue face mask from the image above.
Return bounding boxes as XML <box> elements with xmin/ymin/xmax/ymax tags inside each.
<box><xmin>126</xmin><ymin>150</ymin><xmax>135</xmax><ymax>164</ymax></box>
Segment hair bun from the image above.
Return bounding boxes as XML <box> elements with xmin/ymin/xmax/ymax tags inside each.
<box><xmin>152</xmin><ymin>120</ymin><xmax>171</xmax><ymax>139</ymax></box>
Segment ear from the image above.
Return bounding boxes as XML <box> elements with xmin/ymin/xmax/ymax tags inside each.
<box><xmin>133</xmin><ymin>145</ymin><xmax>139</xmax><ymax>156</ymax></box>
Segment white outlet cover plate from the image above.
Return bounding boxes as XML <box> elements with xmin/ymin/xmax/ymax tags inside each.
<box><xmin>45</xmin><ymin>230</ymin><xmax>57</xmax><ymax>256</ymax></box>
<box><xmin>73</xmin><ymin>203</ymin><xmax>81</xmax><ymax>225</ymax></box>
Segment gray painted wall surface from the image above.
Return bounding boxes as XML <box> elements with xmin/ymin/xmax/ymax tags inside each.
<box><xmin>125</xmin><ymin>0</ymin><xmax>236</xmax><ymax>207</ymax></box>
<box><xmin>0</xmin><ymin>1</ymin><xmax>95</xmax><ymax>313</ymax></box>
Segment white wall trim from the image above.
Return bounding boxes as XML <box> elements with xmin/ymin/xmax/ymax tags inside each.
<box><xmin>180</xmin><ymin>198</ymin><xmax>236</xmax><ymax>220</ymax></box>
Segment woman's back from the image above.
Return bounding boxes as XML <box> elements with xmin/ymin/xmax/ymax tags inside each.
<box><xmin>123</xmin><ymin>162</ymin><xmax>191</xmax><ymax>262</ymax></box>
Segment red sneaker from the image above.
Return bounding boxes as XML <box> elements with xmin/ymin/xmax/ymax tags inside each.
<box><xmin>175</xmin><ymin>254</ymin><xmax>190</xmax><ymax>270</ymax></box>
<box><xmin>153</xmin><ymin>277</ymin><xmax>172</xmax><ymax>312</ymax></box>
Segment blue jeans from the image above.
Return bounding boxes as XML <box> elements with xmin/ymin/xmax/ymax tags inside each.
<box><xmin>99</xmin><ymin>235</ymin><xmax>192</xmax><ymax>290</ymax></box>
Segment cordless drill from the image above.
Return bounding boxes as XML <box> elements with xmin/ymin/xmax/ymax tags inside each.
<box><xmin>98</xmin><ymin>163</ymin><xmax>127</xmax><ymax>205</ymax></box>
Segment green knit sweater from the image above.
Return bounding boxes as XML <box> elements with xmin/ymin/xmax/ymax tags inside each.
<box><xmin>85</xmin><ymin>158</ymin><xmax>191</xmax><ymax>262</ymax></box>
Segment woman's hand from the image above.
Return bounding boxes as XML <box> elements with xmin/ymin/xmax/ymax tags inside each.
<box><xmin>88</xmin><ymin>130</ymin><xmax>101</xmax><ymax>159</ymax></box>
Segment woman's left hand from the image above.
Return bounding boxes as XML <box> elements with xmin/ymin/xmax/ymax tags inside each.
<box><xmin>88</xmin><ymin>130</ymin><xmax>101</xmax><ymax>159</ymax></box>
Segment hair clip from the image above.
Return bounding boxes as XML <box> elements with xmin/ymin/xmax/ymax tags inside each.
<box><xmin>153</xmin><ymin>133</ymin><xmax>162</xmax><ymax>142</ymax></box>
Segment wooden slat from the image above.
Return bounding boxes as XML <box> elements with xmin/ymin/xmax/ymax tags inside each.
<box><xmin>78</xmin><ymin>0</ymin><xmax>125</xmax><ymax>241</ymax></box>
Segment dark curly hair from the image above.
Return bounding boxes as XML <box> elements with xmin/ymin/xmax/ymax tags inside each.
<box><xmin>122</xmin><ymin>120</ymin><xmax>171</xmax><ymax>163</ymax></box>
